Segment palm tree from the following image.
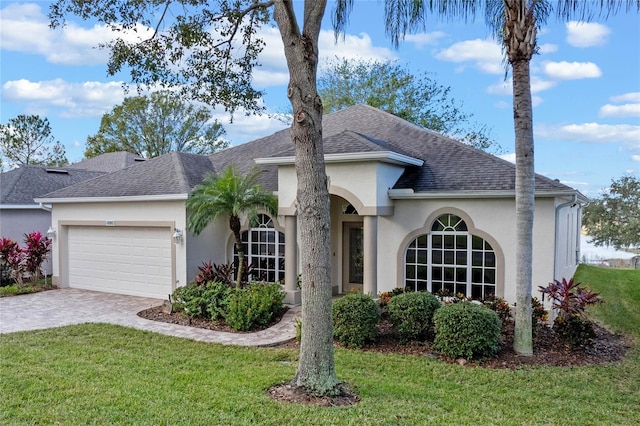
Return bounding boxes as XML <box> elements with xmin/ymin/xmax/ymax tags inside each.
<box><xmin>186</xmin><ymin>165</ymin><xmax>278</xmax><ymax>288</ymax></box>
<box><xmin>370</xmin><ymin>0</ymin><xmax>639</xmax><ymax>355</ymax></box>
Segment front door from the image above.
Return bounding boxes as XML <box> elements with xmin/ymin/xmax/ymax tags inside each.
<box><xmin>342</xmin><ymin>222</ymin><xmax>363</xmax><ymax>293</ymax></box>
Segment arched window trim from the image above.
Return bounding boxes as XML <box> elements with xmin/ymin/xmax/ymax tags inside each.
<box><xmin>405</xmin><ymin>213</ymin><xmax>497</xmax><ymax>300</ymax></box>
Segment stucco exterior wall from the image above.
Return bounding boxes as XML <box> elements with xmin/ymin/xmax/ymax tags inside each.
<box><xmin>376</xmin><ymin>197</ymin><xmax>558</xmax><ymax>304</ymax></box>
<box><xmin>0</xmin><ymin>208</ymin><xmax>53</xmax><ymax>275</ymax></box>
<box><xmin>277</xmin><ymin>161</ymin><xmax>404</xmax><ymax>214</ymax></box>
<box><xmin>50</xmin><ymin>200</ymin><xmax>188</xmax><ymax>289</ymax></box>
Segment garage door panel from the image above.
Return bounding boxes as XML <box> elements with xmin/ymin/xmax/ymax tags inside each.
<box><xmin>68</xmin><ymin>226</ymin><xmax>172</xmax><ymax>299</ymax></box>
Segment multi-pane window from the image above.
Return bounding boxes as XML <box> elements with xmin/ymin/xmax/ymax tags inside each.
<box><xmin>405</xmin><ymin>214</ymin><xmax>496</xmax><ymax>300</ymax></box>
<box><xmin>234</xmin><ymin>214</ymin><xmax>285</xmax><ymax>283</ymax></box>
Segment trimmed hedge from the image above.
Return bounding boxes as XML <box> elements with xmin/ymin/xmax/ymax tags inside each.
<box><xmin>433</xmin><ymin>302</ymin><xmax>501</xmax><ymax>360</ymax></box>
<box><xmin>333</xmin><ymin>293</ymin><xmax>380</xmax><ymax>348</ymax></box>
<box><xmin>386</xmin><ymin>291</ymin><xmax>441</xmax><ymax>343</ymax></box>
<box><xmin>225</xmin><ymin>283</ymin><xmax>285</xmax><ymax>331</ymax></box>
<box><xmin>172</xmin><ymin>281</ymin><xmax>284</xmax><ymax>331</ymax></box>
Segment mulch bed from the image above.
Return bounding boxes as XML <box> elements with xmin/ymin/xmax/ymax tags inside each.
<box><xmin>138</xmin><ymin>306</ymin><xmax>633</xmax><ymax>406</ymax></box>
<box><xmin>137</xmin><ymin>305</ymin><xmax>289</xmax><ymax>333</ymax></box>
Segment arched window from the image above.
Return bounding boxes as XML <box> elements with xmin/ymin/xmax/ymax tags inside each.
<box><xmin>405</xmin><ymin>214</ymin><xmax>496</xmax><ymax>299</ymax></box>
<box><xmin>233</xmin><ymin>214</ymin><xmax>285</xmax><ymax>283</ymax></box>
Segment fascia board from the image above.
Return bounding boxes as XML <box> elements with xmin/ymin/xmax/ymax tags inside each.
<box><xmin>256</xmin><ymin>151</ymin><xmax>424</xmax><ymax>167</ymax></box>
<box><xmin>34</xmin><ymin>194</ymin><xmax>188</xmax><ymax>204</ymax></box>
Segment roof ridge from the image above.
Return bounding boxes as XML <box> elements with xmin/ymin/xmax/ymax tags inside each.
<box><xmin>169</xmin><ymin>152</ymin><xmax>192</xmax><ymax>193</ymax></box>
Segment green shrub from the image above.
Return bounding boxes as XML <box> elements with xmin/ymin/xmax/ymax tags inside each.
<box><xmin>172</xmin><ymin>281</ymin><xmax>232</xmax><ymax>320</ymax></box>
<box><xmin>332</xmin><ymin>293</ymin><xmax>380</xmax><ymax>348</ymax></box>
<box><xmin>531</xmin><ymin>296</ymin><xmax>548</xmax><ymax>329</ymax></box>
<box><xmin>203</xmin><ymin>282</ymin><xmax>232</xmax><ymax>321</ymax></box>
<box><xmin>386</xmin><ymin>291</ymin><xmax>441</xmax><ymax>343</ymax></box>
<box><xmin>555</xmin><ymin>314</ymin><xmax>597</xmax><ymax>348</ymax></box>
<box><xmin>433</xmin><ymin>302</ymin><xmax>501</xmax><ymax>360</ymax></box>
<box><xmin>482</xmin><ymin>296</ymin><xmax>512</xmax><ymax>321</ymax></box>
<box><xmin>224</xmin><ymin>283</ymin><xmax>285</xmax><ymax>331</ymax></box>
<box><xmin>171</xmin><ymin>282</ymin><xmax>209</xmax><ymax>318</ymax></box>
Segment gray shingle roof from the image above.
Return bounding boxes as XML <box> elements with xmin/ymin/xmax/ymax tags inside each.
<box><xmin>39</xmin><ymin>105</ymin><xmax>576</xmax><ymax>200</ymax></box>
<box><xmin>42</xmin><ymin>152</ymin><xmax>215</xmax><ymax>198</ymax></box>
<box><xmin>318</xmin><ymin>104</ymin><xmax>570</xmax><ymax>193</ymax></box>
<box><xmin>0</xmin><ymin>166</ymin><xmax>105</xmax><ymax>204</ymax></box>
<box><xmin>67</xmin><ymin>152</ymin><xmax>146</xmax><ymax>173</ymax></box>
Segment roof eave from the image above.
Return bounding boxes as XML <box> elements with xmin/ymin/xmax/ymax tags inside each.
<box><xmin>34</xmin><ymin>194</ymin><xmax>189</xmax><ymax>204</ymax></box>
<box><xmin>388</xmin><ymin>189</ymin><xmax>581</xmax><ymax>199</ymax></box>
<box><xmin>256</xmin><ymin>151</ymin><xmax>424</xmax><ymax>167</ymax></box>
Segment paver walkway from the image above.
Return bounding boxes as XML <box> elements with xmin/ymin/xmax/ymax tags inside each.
<box><xmin>0</xmin><ymin>288</ymin><xmax>299</xmax><ymax>347</ymax></box>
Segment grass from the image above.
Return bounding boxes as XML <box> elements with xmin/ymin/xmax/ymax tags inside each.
<box><xmin>1</xmin><ymin>265</ymin><xmax>639</xmax><ymax>425</ymax></box>
<box><xmin>0</xmin><ymin>278</ymin><xmax>55</xmax><ymax>297</ymax></box>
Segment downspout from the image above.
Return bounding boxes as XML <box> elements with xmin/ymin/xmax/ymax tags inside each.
<box><xmin>39</xmin><ymin>202</ymin><xmax>52</xmax><ymax>212</ymax></box>
<box><xmin>553</xmin><ymin>193</ymin><xmax>578</xmax><ymax>282</ymax></box>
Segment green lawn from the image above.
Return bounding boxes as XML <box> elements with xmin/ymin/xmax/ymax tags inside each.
<box><xmin>1</xmin><ymin>264</ymin><xmax>639</xmax><ymax>425</ymax></box>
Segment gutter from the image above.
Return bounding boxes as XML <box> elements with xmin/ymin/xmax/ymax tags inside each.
<box><xmin>553</xmin><ymin>192</ymin><xmax>580</xmax><ymax>281</ymax></box>
<box><xmin>39</xmin><ymin>202</ymin><xmax>52</xmax><ymax>212</ymax></box>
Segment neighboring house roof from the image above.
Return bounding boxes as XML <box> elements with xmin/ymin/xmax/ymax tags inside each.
<box><xmin>1</xmin><ymin>152</ymin><xmax>149</xmax><ymax>206</ymax></box>
<box><xmin>37</xmin><ymin>105</ymin><xmax>578</xmax><ymax>201</ymax></box>
<box><xmin>42</xmin><ymin>152</ymin><xmax>216</xmax><ymax>199</ymax></box>
<box><xmin>0</xmin><ymin>165</ymin><xmax>105</xmax><ymax>205</ymax></box>
<box><xmin>66</xmin><ymin>151</ymin><xmax>146</xmax><ymax>173</ymax></box>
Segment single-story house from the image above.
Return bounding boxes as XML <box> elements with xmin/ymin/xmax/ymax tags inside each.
<box><xmin>37</xmin><ymin>105</ymin><xmax>586</xmax><ymax>305</ymax></box>
<box><xmin>0</xmin><ymin>152</ymin><xmax>145</xmax><ymax>275</ymax></box>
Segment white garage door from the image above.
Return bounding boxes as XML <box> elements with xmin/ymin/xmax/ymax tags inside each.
<box><xmin>68</xmin><ymin>226</ymin><xmax>172</xmax><ymax>299</ymax></box>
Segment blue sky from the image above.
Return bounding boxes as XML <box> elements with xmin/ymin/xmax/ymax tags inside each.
<box><xmin>1</xmin><ymin>1</ymin><xmax>638</xmax><ymax>197</ymax></box>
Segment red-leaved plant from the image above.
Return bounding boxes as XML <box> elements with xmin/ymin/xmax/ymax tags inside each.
<box><xmin>539</xmin><ymin>278</ymin><xmax>602</xmax><ymax>347</ymax></box>
<box><xmin>23</xmin><ymin>231</ymin><xmax>52</xmax><ymax>283</ymax></box>
<box><xmin>539</xmin><ymin>278</ymin><xmax>601</xmax><ymax>320</ymax></box>
<box><xmin>0</xmin><ymin>237</ymin><xmax>26</xmax><ymax>284</ymax></box>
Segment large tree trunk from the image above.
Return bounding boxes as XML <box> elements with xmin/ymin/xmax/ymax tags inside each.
<box><xmin>504</xmin><ymin>0</ymin><xmax>536</xmax><ymax>356</ymax></box>
<box><xmin>512</xmin><ymin>58</ymin><xmax>534</xmax><ymax>356</ymax></box>
<box><xmin>272</xmin><ymin>1</ymin><xmax>340</xmax><ymax>395</ymax></box>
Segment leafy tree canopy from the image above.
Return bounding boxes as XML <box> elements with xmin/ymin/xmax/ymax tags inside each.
<box><xmin>85</xmin><ymin>90</ymin><xmax>229</xmax><ymax>158</ymax></box>
<box><xmin>0</xmin><ymin>115</ymin><xmax>67</xmax><ymax>169</ymax></box>
<box><xmin>318</xmin><ymin>58</ymin><xmax>501</xmax><ymax>153</ymax></box>
<box><xmin>583</xmin><ymin>175</ymin><xmax>640</xmax><ymax>250</ymax></box>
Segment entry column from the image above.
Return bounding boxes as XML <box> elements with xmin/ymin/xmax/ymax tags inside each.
<box><xmin>284</xmin><ymin>215</ymin><xmax>300</xmax><ymax>305</ymax></box>
<box><xmin>363</xmin><ymin>215</ymin><xmax>378</xmax><ymax>296</ymax></box>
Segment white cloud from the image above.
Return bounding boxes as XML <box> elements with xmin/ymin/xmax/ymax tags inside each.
<box><xmin>499</xmin><ymin>153</ymin><xmax>516</xmax><ymax>163</ymax></box>
<box><xmin>435</xmin><ymin>39</ymin><xmax>503</xmax><ymax>74</ymax></box>
<box><xmin>598</xmin><ymin>92</ymin><xmax>640</xmax><ymax>118</ymax></box>
<box><xmin>2</xmin><ymin>78</ymin><xmax>128</xmax><ymax>118</ymax></box>
<box><xmin>487</xmin><ymin>76</ymin><xmax>555</xmax><ymax>96</ymax></box>
<box><xmin>404</xmin><ymin>31</ymin><xmax>447</xmax><ymax>48</ymax></box>
<box><xmin>486</xmin><ymin>80</ymin><xmax>511</xmax><ymax>96</ymax></box>
<box><xmin>0</xmin><ymin>3</ymin><xmax>153</xmax><ymax>66</ymax></box>
<box><xmin>610</xmin><ymin>92</ymin><xmax>640</xmax><ymax>103</ymax></box>
<box><xmin>213</xmin><ymin>108</ymin><xmax>289</xmax><ymax>145</ymax></box>
<box><xmin>566</xmin><ymin>21</ymin><xmax>611</xmax><ymax>48</ymax></box>
<box><xmin>253</xmin><ymin>28</ymin><xmax>398</xmax><ymax>88</ymax></box>
<box><xmin>599</xmin><ymin>103</ymin><xmax>640</xmax><ymax>118</ymax></box>
<box><xmin>536</xmin><ymin>123</ymin><xmax>640</xmax><ymax>147</ymax></box>
<box><xmin>632</xmin><ymin>155</ymin><xmax>640</xmax><ymax>162</ymax></box>
<box><xmin>532</xmin><ymin>95</ymin><xmax>544</xmax><ymax>107</ymax></box>
<box><xmin>541</xmin><ymin>61</ymin><xmax>602</xmax><ymax>80</ymax></box>
<box><xmin>319</xmin><ymin>30</ymin><xmax>398</xmax><ymax>64</ymax></box>
<box><xmin>538</xmin><ymin>43</ymin><xmax>558</xmax><ymax>54</ymax></box>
